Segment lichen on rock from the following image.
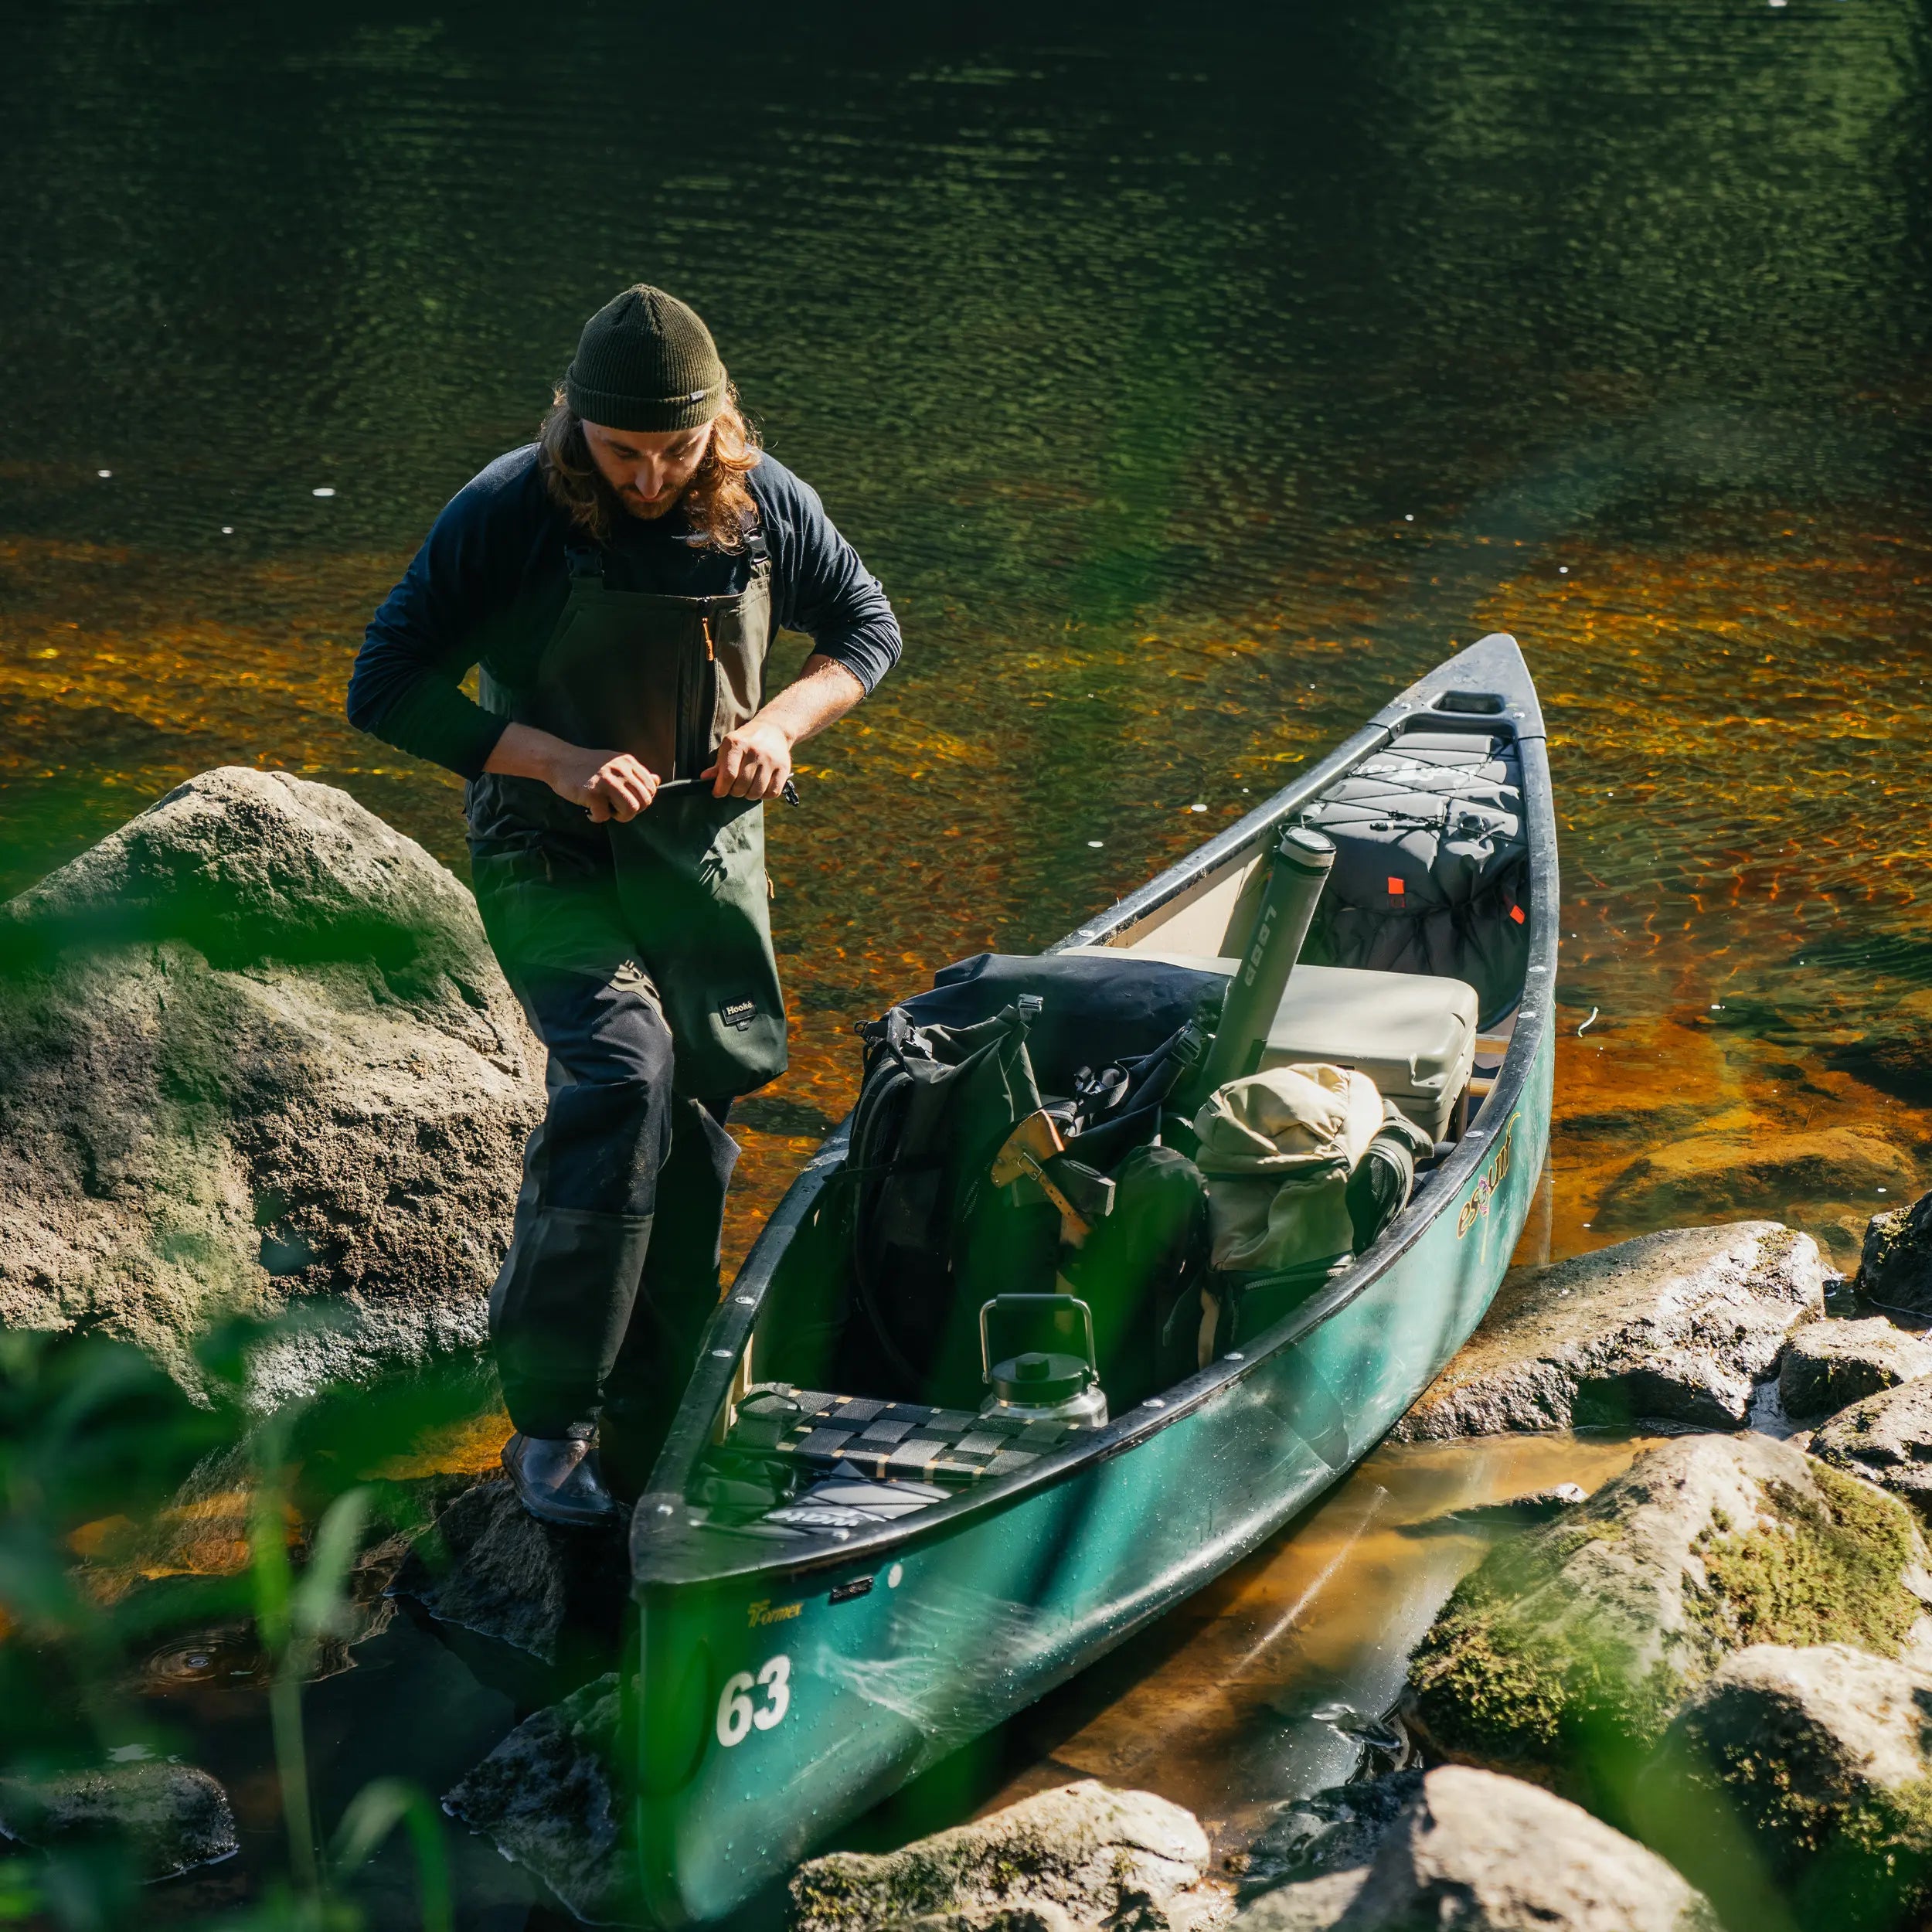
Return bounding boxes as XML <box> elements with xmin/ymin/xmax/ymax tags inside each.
<box><xmin>1408</xmin><ymin>1434</ymin><xmax>1931</xmax><ymax>1781</ymax></box>
<box><xmin>1810</xmin><ymin>1377</ymin><xmax>1932</xmax><ymax>1519</ymax></box>
<box><xmin>792</xmin><ymin>1781</ymin><xmax>1230</xmax><ymax>1932</ymax></box>
<box><xmin>1396</xmin><ymin>1222</ymin><xmax>1825</xmax><ymax>1440</ymax></box>
<box><xmin>0</xmin><ymin>767</ymin><xmax>543</xmax><ymax>1404</ymax></box>
<box><xmin>1859</xmin><ymin>1189</ymin><xmax>1932</xmax><ymax>1317</ymax></box>
<box><xmin>1236</xmin><ymin>1766</ymin><xmax>1716</xmax><ymax>1932</ymax></box>
<box><xmin>1779</xmin><ymin>1315</ymin><xmax>1932</xmax><ymax>1420</ymax></box>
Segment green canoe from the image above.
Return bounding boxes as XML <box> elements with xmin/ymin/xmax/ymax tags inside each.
<box><xmin>627</xmin><ymin>632</ymin><xmax>1556</xmax><ymax>1922</ymax></box>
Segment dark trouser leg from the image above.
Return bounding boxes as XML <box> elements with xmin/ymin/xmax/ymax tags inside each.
<box><xmin>600</xmin><ymin>1097</ymin><xmax>739</xmax><ymax>1495</ymax></box>
<box><xmin>488</xmin><ymin>937</ymin><xmax>680</xmax><ymax>1439</ymax></box>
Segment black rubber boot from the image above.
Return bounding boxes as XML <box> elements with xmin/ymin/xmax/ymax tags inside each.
<box><xmin>501</xmin><ymin>1432</ymin><xmax>622</xmax><ymax>1529</ymax></box>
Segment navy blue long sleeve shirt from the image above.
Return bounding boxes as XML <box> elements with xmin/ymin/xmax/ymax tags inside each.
<box><xmin>347</xmin><ymin>445</ymin><xmax>901</xmax><ymax>780</ymax></box>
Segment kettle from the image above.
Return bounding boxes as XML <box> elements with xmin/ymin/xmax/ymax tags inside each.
<box><xmin>978</xmin><ymin>1294</ymin><xmax>1110</xmax><ymax>1430</ymax></box>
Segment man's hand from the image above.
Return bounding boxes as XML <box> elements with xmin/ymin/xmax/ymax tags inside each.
<box><xmin>483</xmin><ymin>725</ymin><xmax>658</xmax><ymax>821</ymax></box>
<box><xmin>559</xmin><ymin>748</ymin><xmax>659</xmax><ymax>821</ymax></box>
<box><xmin>703</xmin><ymin>717</ymin><xmax>794</xmax><ymax>800</ymax></box>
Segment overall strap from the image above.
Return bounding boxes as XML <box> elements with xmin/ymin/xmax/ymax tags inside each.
<box><xmin>563</xmin><ymin>543</ymin><xmax>604</xmax><ymax>582</ymax></box>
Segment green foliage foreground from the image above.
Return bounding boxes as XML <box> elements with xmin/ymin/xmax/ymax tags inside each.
<box><xmin>0</xmin><ymin>1318</ymin><xmax>465</xmax><ymax>1930</ymax></box>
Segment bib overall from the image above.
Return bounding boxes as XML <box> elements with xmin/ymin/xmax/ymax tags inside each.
<box><xmin>468</xmin><ymin>534</ymin><xmax>786</xmax><ymax>1468</ymax></box>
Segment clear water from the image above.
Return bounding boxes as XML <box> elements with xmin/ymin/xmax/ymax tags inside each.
<box><xmin>4</xmin><ymin>0</ymin><xmax>1931</xmax><ymax>1920</ymax></box>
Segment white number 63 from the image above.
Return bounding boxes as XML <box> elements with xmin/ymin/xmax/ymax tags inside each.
<box><xmin>716</xmin><ymin>1655</ymin><xmax>791</xmax><ymax>1747</ymax></box>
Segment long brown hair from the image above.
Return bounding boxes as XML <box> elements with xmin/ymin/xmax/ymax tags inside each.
<box><xmin>536</xmin><ymin>383</ymin><xmax>762</xmax><ymax>549</ymax></box>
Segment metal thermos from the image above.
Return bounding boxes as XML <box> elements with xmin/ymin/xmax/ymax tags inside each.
<box><xmin>978</xmin><ymin>1294</ymin><xmax>1110</xmax><ymax>1430</ymax></box>
<box><xmin>1194</xmin><ymin>825</ymin><xmax>1337</xmax><ymax>1100</ymax></box>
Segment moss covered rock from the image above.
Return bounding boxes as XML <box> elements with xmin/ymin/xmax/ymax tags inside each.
<box><xmin>1638</xmin><ymin>1643</ymin><xmax>1932</xmax><ymax>1930</ymax></box>
<box><xmin>1408</xmin><ymin>1434</ymin><xmax>1932</xmax><ymax>1784</ymax></box>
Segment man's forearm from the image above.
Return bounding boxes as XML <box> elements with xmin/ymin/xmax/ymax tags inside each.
<box><xmin>756</xmin><ymin>654</ymin><xmax>866</xmax><ymax>747</ymax></box>
<box><xmin>483</xmin><ymin>721</ymin><xmax>577</xmax><ymax>787</ymax></box>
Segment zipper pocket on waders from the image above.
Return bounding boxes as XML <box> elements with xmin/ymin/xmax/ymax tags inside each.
<box><xmin>676</xmin><ymin>610</ymin><xmax>719</xmax><ymax>781</ymax></box>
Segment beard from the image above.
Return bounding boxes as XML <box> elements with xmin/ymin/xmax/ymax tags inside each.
<box><xmin>619</xmin><ymin>480</ymin><xmax>689</xmax><ymax>522</ymax></box>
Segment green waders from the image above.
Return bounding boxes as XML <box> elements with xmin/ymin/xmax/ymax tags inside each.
<box><xmin>468</xmin><ymin>536</ymin><xmax>787</xmax><ymax>1472</ymax></box>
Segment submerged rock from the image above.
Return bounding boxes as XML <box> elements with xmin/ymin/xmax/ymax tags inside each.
<box><xmin>1638</xmin><ymin>1642</ymin><xmax>1932</xmax><ymax>1928</ymax></box>
<box><xmin>1859</xmin><ymin>1189</ymin><xmax>1932</xmax><ymax>1316</ymax></box>
<box><xmin>1592</xmin><ymin>1128</ymin><xmax>1913</xmax><ymax>1231</ymax></box>
<box><xmin>0</xmin><ymin>1760</ymin><xmax>236</xmax><ymax>1879</ymax></box>
<box><xmin>793</xmin><ymin>1781</ymin><xmax>1230</xmax><ymax>1932</ymax></box>
<box><xmin>1809</xmin><ymin>1377</ymin><xmax>1932</xmax><ymax>1517</ymax></box>
<box><xmin>1406</xmin><ymin>1433</ymin><xmax>1931</xmax><ymax>1780</ymax></box>
<box><xmin>0</xmin><ymin>768</ymin><xmax>542</xmax><ymax>1403</ymax></box>
<box><xmin>386</xmin><ymin>1475</ymin><xmax>628</xmax><ymax>1672</ymax></box>
<box><xmin>443</xmin><ymin>1672</ymin><xmax>631</xmax><ymax>1925</ymax></box>
<box><xmin>1236</xmin><ymin>1766</ymin><xmax>1714</xmax><ymax>1932</ymax></box>
<box><xmin>1239</xmin><ymin>1771</ymin><xmax>1422</xmax><ymax>1893</ymax></box>
<box><xmin>1396</xmin><ymin>1223</ymin><xmax>1825</xmax><ymax>1438</ymax></box>
<box><xmin>1778</xmin><ymin>1316</ymin><xmax>1932</xmax><ymax>1420</ymax></box>
<box><xmin>1401</xmin><ymin>1483</ymin><xmax>1587</xmax><ymax>1536</ymax></box>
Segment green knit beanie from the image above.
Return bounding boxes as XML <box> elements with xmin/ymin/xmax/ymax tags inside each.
<box><xmin>564</xmin><ymin>285</ymin><xmax>726</xmax><ymax>432</ymax></box>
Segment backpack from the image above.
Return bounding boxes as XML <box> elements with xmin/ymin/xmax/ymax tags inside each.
<box><xmin>846</xmin><ymin>988</ymin><xmax>1213</xmax><ymax>1406</ymax></box>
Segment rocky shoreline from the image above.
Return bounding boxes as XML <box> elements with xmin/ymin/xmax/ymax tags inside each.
<box><xmin>9</xmin><ymin>772</ymin><xmax>1932</xmax><ymax>1928</ymax></box>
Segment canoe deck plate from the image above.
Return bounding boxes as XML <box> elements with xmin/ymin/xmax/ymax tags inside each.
<box><xmin>730</xmin><ymin>1384</ymin><xmax>1077</xmax><ymax>1483</ymax></box>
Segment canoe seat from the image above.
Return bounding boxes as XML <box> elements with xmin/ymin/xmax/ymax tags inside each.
<box><xmin>1063</xmin><ymin>951</ymin><xmax>1477</xmax><ymax>1140</ymax></box>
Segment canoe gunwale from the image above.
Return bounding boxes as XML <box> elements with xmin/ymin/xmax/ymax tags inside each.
<box><xmin>631</xmin><ymin>634</ymin><xmax>1556</xmax><ymax>1594</ymax></box>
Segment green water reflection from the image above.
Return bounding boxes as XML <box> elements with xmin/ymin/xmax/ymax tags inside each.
<box><xmin>3</xmin><ymin>0</ymin><xmax>1931</xmax><ymax>1918</ymax></box>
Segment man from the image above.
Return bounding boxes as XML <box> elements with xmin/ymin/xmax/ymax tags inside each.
<box><xmin>348</xmin><ymin>285</ymin><xmax>900</xmax><ymax>1526</ymax></box>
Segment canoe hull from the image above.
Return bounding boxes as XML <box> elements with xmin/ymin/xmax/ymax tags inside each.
<box><xmin>633</xmin><ymin>1021</ymin><xmax>1553</xmax><ymax>1923</ymax></box>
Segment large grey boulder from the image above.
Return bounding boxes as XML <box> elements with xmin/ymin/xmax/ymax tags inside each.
<box><xmin>1236</xmin><ymin>1767</ymin><xmax>1714</xmax><ymax>1932</ymax></box>
<box><xmin>444</xmin><ymin>1672</ymin><xmax>631</xmax><ymax>1926</ymax></box>
<box><xmin>0</xmin><ymin>768</ymin><xmax>543</xmax><ymax>1403</ymax></box>
<box><xmin>1592</xmin><ymin>1128</ymin><xmax>1913</xmax><ymax>1231</ymax></box>
<box><xmin>793</xmin><ymin>1781</ymin><xmax>1231</xmax><ymax>1932</ymax></box>
<box><xmin>1407</xmin><ymin>1433</ymin><xmax>1931</xmax><ymax>1778</ymax></box>
<box><xmin>1778</xmin><ymin>1317</ymin><xmax>1932</xmax><ymax>1420</ymax></box>
<box><xmin>1859</xmin><ymin>1189</ymin><xmax>1932</xmax><ymax>1316</ymax></box>
<box><xmin>1396</xmin><ymin>1223</ymin><xmax>1825</xmax><ymax>1439</ymax></box>
<box><xmin>1638</xmin><ymin>1643</ymin><xmax>1932</xmax><ymax>1925</ymax></box>
<box><xmin>1810</xmin><ymin>1376</ymin><xmax>1932</xmax><ymax>1516</ymax></box>
<box><xmin>0</xmin><ymin>1760</ymin><xmax>237</xmax><ymax>1879</ymax></box>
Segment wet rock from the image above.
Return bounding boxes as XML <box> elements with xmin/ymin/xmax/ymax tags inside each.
<box><xmin>1778</xmin><ymin>1316</ymin><xmax>1932</xmax><ymax>1419</ymax></box>
<box><xmin>1226</xmin><ymin>1872</ymin><xmax>1365</xmax><ymax>1932</ymax></box>
<box><xmin>1810</xmin><ymin>1376</ymin><xmax>1932</xmax><ymax>1517</ymax></box>
<box><xmin>1407</xmin><ymin>1433</ymin><xmax>1931</xmax><ymax>1780</ymax></box>
<box><xmin>1396</xmin><ymin>1223</ymin><xmax>1825</xmax><ymax>1439</ymax></box>
<box><xmin>1638</xmin><ymin>1643</ymin><xmax>1932</xmax><ymax>1927</ymax></box>
<box><xmin>386</xmin><ymin>1475</ymin><xmax>628</xmax><ymax>1672</ymax></box>
<box><xmin>443</xmin><ymin>1672</ymin><xmax>631</xmax><ymax>1925</ymax></box>
<box><xmin>1237</xmin><ymin>1767</ymin><xmax>1714</xmax><ymax>1932</ymax></box>
<box><xmin>0</xmin><ymin>1760</ymin><xmax>237</xmax><ymax>1879</ymax></box>
<box><xmin>1859</xmin><ymin>1189</ymin><xmax>1932</xmax><ymax>1316</ymax></box>
<box><xmin>1592</xmin><ymin>1127</ymin><xmax>1913</xmax><ymax>1231</ymax></box>
<box><xmin>1240</xmin><ymin>1771</ymin><xmax>1422</xmax><ymax>1892</ymax></box>
<box><xmin>0</xmin><ymin>768</ymin><xmax>543</xmax><ymax>1404</ymax></box>
<box><xmin>1401</xmin><ymin>1484</ymin><xmax>1587</xmax><ymax>1536</ymax></box>
<box><xmin>793</xmin><ymin>1781</ymin><xmax>1231</xmax><ymax>1932</ymax></box>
